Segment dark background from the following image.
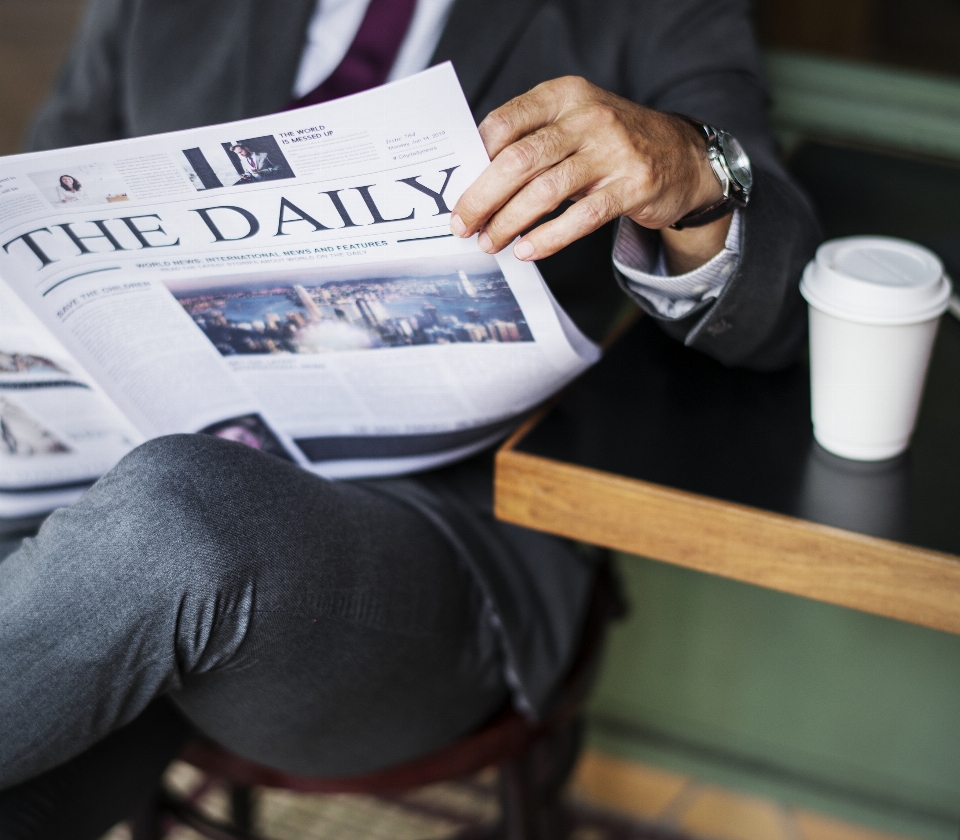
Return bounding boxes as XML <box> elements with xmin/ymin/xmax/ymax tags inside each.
<box><xmin>3</xmin><ymin>0</ymin><xmax>959</xmax><ymax>156</ymax></box>
<box><xmin>755</xmin><ymin>0</ymin><xmax>960</xmax><ymax>77</ymax></box>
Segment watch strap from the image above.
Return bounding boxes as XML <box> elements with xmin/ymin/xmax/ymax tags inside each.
<box><xmin>668</xmin><ymin>113</ymin><xmax>747</xmax><ymax>230</ymax></box>
<box><xmin>672</xmin><ymin>112</ymin><xmax>718</xmax><ymax>145</ymax></box>
<box><xmin>670</xmin><ymin>195</ymin><xmax>744</xmax><ymax>230</ymax></box>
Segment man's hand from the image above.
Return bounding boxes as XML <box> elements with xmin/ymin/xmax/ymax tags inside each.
<box><xmin>450</xmin><ymin>76</ymin><xmax>731</xmax><ymax>275</ymax></box>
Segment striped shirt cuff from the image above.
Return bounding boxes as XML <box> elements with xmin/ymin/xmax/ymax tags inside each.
<box><xmin>613</xmin><ymin>210</ymin><xmax>742</xmax><ymax>319</ymax></box>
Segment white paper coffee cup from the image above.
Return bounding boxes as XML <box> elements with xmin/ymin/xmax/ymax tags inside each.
<box><xmin>800</xmin><ymin>237</ymin><xmax>952</xmax><ymax>461</ymax></box>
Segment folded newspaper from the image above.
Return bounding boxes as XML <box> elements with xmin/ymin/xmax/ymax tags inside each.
<box><xmin>0</xmin><ymin>64</ymin><xmax>599</xmax><ymax>518</ymax></box>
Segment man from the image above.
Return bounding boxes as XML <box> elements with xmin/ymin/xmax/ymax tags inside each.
<box><xmin>230</xmin><ymin>143</ymin><xmax>280</xmax><ymax>180</ymax></box>
<box><xmin>0</xmin><ymin>0</ymin><xmax>819</xmax><ymax>835</ymax></box>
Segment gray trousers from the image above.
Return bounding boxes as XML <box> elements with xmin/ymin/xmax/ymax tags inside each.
<box><xmin>0</xmin><ymin>435</ymin><xmax>511</xmax><ymax>835</ymax></box>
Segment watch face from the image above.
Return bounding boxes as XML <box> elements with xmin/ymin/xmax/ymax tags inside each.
<box><xmin>720</xmin><ymin>133</ymin><xmax>753</xmax><ymax>192</ymax></box>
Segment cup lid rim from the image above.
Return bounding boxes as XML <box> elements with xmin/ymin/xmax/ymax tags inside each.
<box><xmin>801</xmin><ymin>237</ymin><xmax>952</xmax><ymax>324</ymax></box>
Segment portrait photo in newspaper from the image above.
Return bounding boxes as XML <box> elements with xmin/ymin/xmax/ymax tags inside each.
<box><xmin>182</xmin><ymin>135</ymin><xmax>296</xmax><ymax>191</ymax></box>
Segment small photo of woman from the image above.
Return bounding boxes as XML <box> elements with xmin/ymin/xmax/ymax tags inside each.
<box><xmin>55</xmin><ymin>174</ymin><xmax>86</xmax><ymax>202</ymax></box>
<box><xmin>30</xmin><ymin>164</ymin><xmax>128</xmax><ymax>207</ymax></box>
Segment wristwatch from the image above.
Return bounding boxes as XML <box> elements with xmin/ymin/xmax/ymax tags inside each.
<box><xmin>669</xmin><ymin>115</ymin><xmax>752</xmax><ymax>230</ymax></box>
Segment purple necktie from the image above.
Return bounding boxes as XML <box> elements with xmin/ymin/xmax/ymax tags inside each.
<box><xmin>288</xmin><ymin>0</ymin><xmax>418</xmax><ymax>109</ymax></box>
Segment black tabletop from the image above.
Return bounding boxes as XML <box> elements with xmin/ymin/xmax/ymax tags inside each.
<box><xmin>517</xmin><ymin>311</ymin><xmax>960</xmax><ymax>557</ymax></box>
<box><xmin>518</xmin><ymin>141</ymin><xmax>960</xmax><ymax>557</ymax></box>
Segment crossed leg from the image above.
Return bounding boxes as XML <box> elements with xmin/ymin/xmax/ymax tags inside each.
<box><xmin>0</xmin><ymin>434</ymin><xmax>509</xmax><ymax>838</ymax></box>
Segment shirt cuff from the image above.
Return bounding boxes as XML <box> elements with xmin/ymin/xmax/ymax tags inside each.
<box><xmin>612</xmin><ymin>210</ymin><xmax>742</xmax><ymax>319</ymax></box>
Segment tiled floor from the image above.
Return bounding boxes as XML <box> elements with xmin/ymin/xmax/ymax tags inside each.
<box><xmin>573</xmin><ymin>752</ymin><xmax>918</xmax><ymax>840</ymax></box>
<box><xmin>98</xmin><ymin>751</ymin><xmax>918</xmax><ymax>840</ymax></box>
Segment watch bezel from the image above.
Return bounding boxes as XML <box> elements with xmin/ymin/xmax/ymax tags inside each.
<box><xmin>717</xmin><ymin>131</ymin><xmax>753</xmax><ymax>193</ymax></box>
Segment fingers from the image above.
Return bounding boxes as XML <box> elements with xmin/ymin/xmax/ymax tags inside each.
<box><xmin>453</xmin><ymin>118</ymin><xmax>582</xmax><ymax>237</ymax></box>
<box><xmin>450</xmin><ymin>78</ymin><xmax>709</xmax><ymax>261</ymax></box>
<box><xmin>475</xmin><ymin>152</ymin><xmax>593</xmax><ymax>252</ymax></box>
<box><xmin>452</xmin><ymin>78</ymin><xmax>598</xmax><ymax>238</ymax></box>
<box><xmin>511</xmin><ymin>184</ymin><xmax>630</xmax><ymax>261</ymax></box>
<box><xmin>477</xmin><ymin>78</ymin><xmax>575</xmax><ymax>159</ymax></box>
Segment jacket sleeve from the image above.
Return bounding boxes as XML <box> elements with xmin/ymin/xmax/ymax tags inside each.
<box><xmin>27</xmin><ymin>0</ymin><xmax>131</xmax><ymax>152</ymax></box>
<box><xmin>617</xmin><ymin>0</ymin><xmax>822</xmax><ymax>371</ymax></box>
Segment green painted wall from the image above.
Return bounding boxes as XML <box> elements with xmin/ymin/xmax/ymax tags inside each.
<box><xmin>764</xmin><ymin>50</ymin><xmax>960</xmax><ymax>161</ymax></box>
<box><xmin>587</xmin><ymin>555</ymin><xmax>960</xmax><ymax>838</ymax></box>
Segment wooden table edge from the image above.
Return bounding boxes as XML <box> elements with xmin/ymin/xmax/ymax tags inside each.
<box><xmin>494</xmin><ymin>445</ymin><xmax>960</xmax><ymax>636</ymax></box>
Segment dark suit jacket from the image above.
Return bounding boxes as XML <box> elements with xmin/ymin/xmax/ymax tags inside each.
<box><xmin>27</xmin><ymin>0</ymin><xmax>822</xmax><ymax>716</ymax></box>
<box><xmin>29</xmin><ymin>0</ymin><xmax>820</xmax><ymax>367</ymax></box>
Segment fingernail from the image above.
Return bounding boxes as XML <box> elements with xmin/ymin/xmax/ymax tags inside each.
<box><xmin>514</xmin><ymin>240</ymin><xmax>535</xmax><ymax>260</ymax></box>
<box><xmin>478</xmin><ymin>231</ymin><xmax>493</xmax><ymax>252</ymax></box>
<box><xmin>450</xmin><ymin>214</ymin><xmax>466</xmax><ymax>237</ymax></box>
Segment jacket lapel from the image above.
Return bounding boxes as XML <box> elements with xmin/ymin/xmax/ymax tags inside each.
<box><xmin>431</xmin><ymin>0</ymin><xmax>543</xmax><ymax>111</ymax></box>
<box><xmin>241</xmin><ymin>0</ymin><xmax>318</xmax><ymax>117</ymax></box>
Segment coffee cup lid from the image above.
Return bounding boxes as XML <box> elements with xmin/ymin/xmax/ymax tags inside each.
<box><xmin>800</xmin><ymin>237</ymin><xmax>952</xmax><ymax>325</ymax></box>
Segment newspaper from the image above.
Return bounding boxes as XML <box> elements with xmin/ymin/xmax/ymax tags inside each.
<box><xmin>0</xmin><ymin>279</ymin><xmax>139</xmax><ymax>516</ymax></box>
<box><xmin>0</xmin><ymin>64</ymin><xmax>598</xmax><ymax>515</ymax></box>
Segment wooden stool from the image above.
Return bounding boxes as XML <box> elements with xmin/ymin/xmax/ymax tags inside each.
<box><xmin>133</xmin><ymin>561</ymin><xmax>623</xmax><ymax>840</ymax></box>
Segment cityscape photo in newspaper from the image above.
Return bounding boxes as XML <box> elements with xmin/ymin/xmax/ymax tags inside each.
<box><xmin>171</xmin><ymin>252</ymin><xmax>533</xmax><ymax>356</ymax></box>
<box><xmin>0</xmin><ymin>63</ymin><xmax>599</xmax><ymax>511</ymax></box>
